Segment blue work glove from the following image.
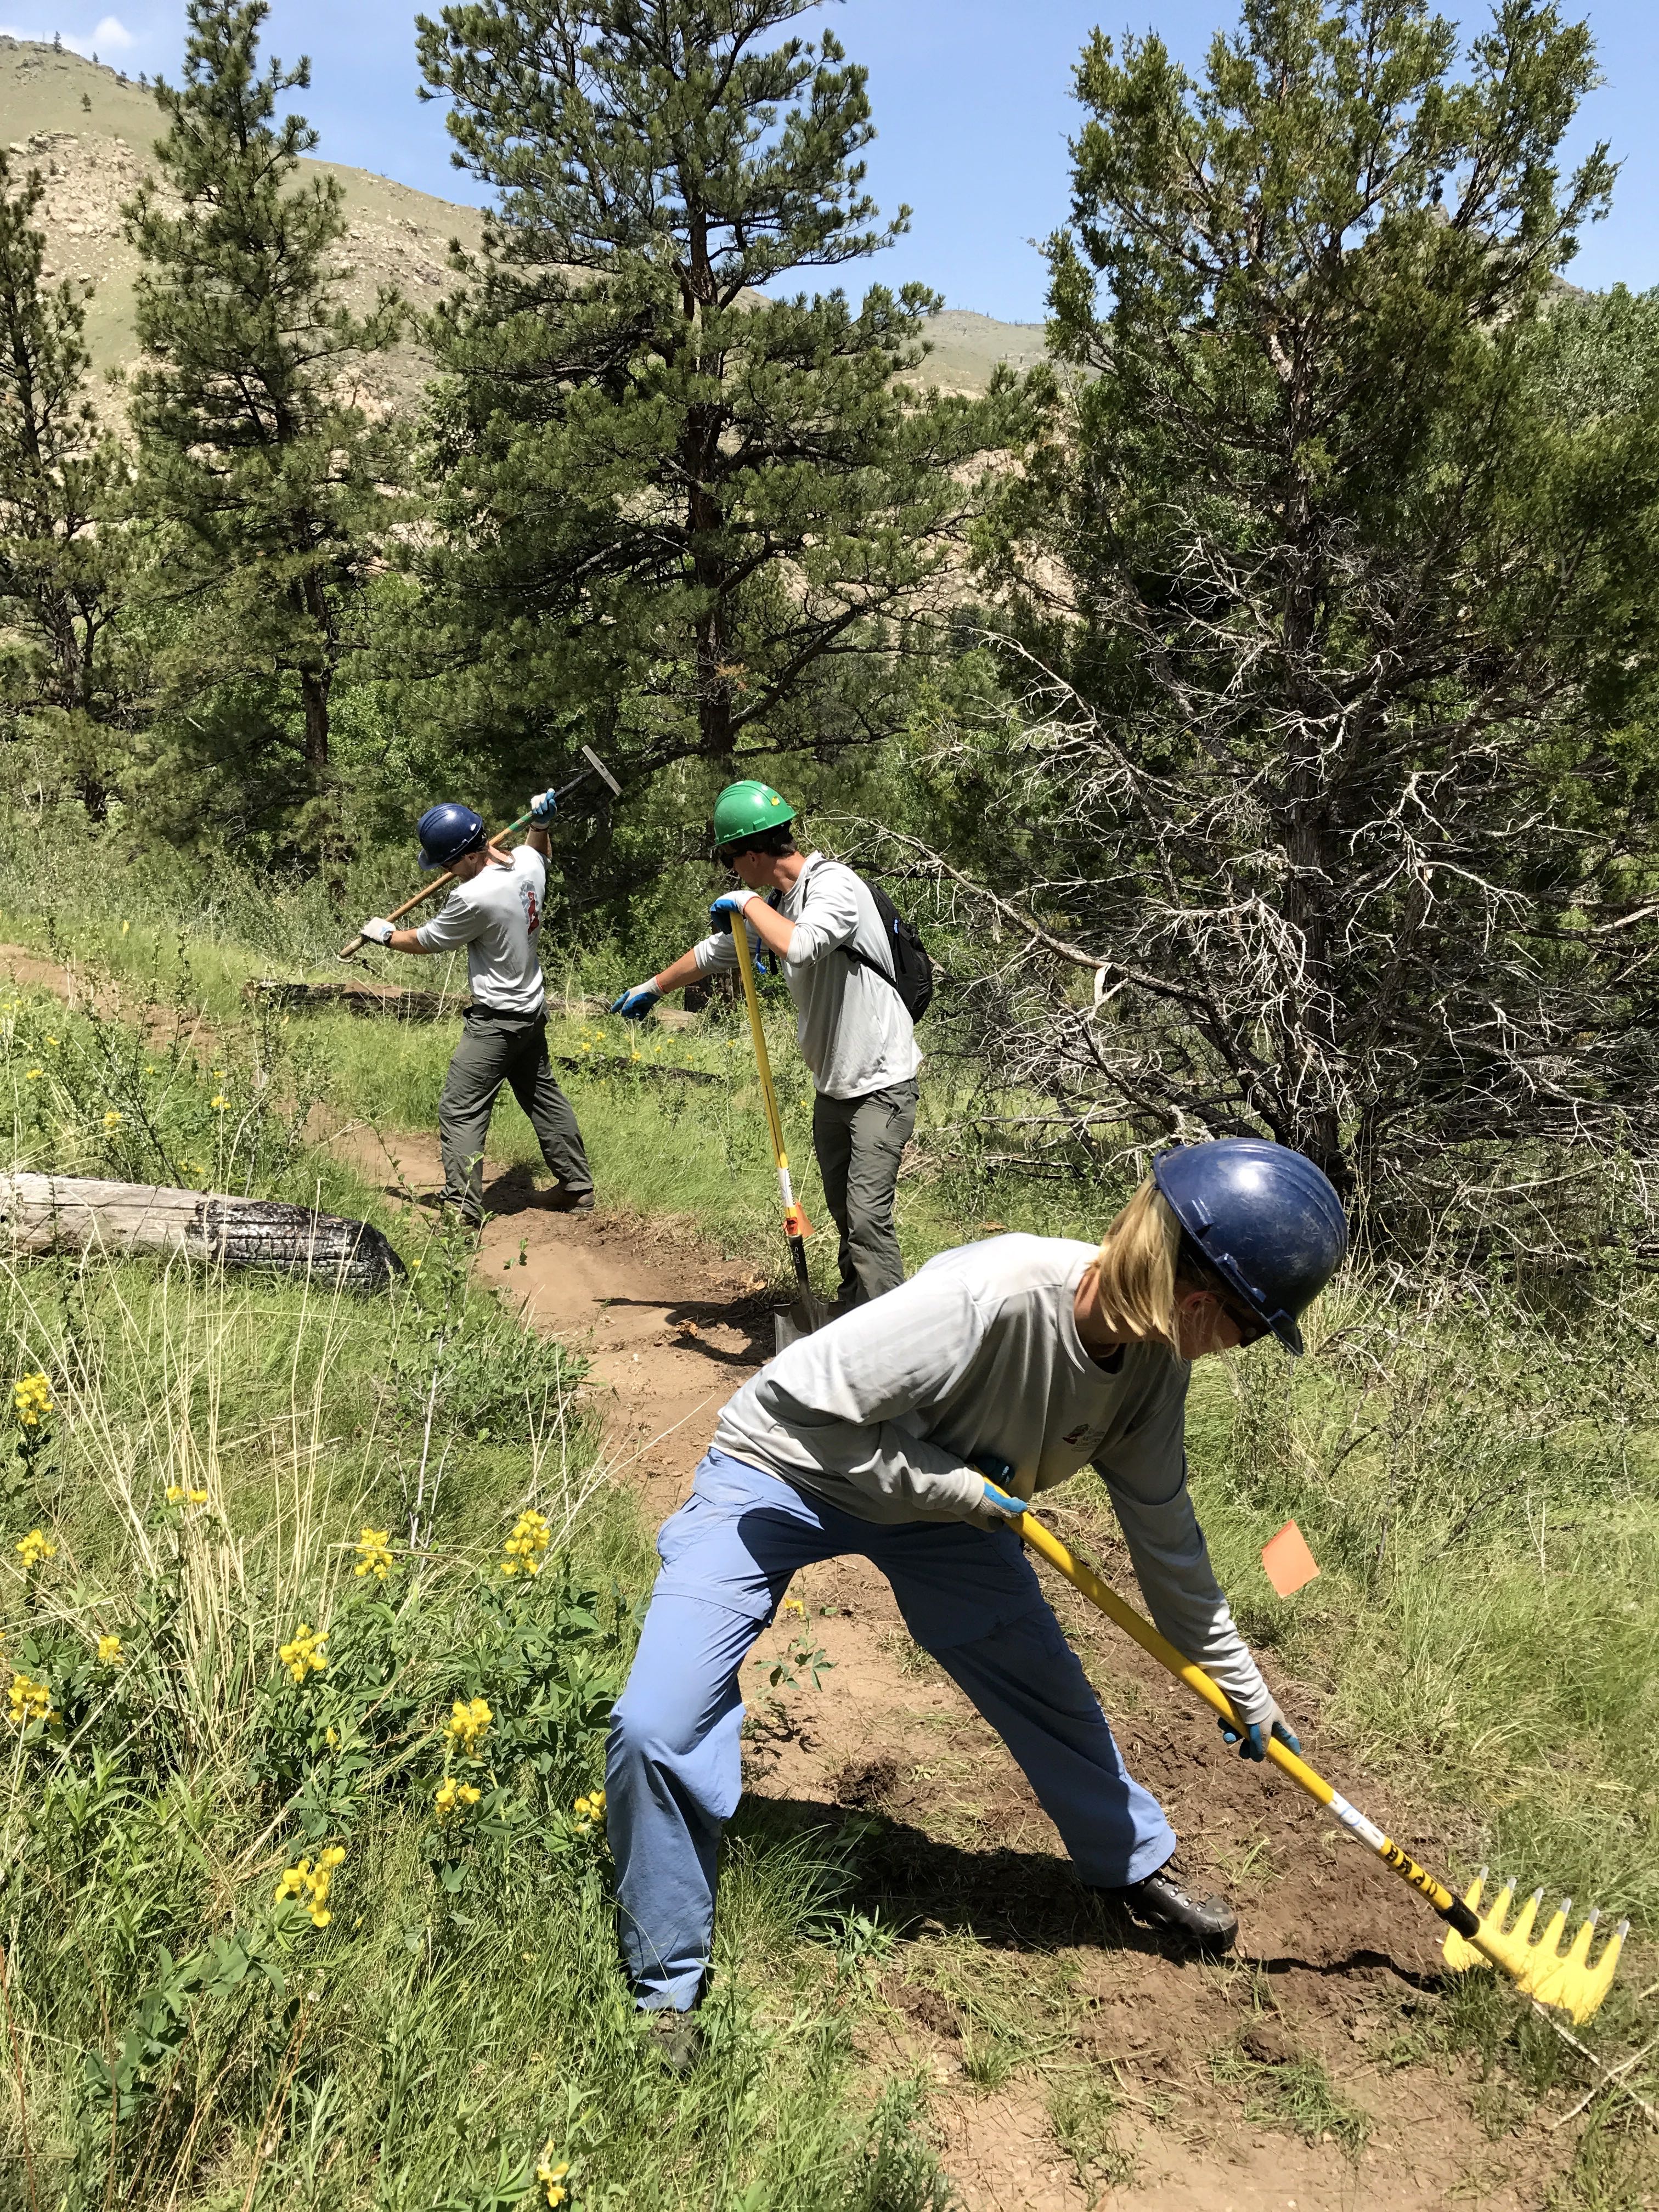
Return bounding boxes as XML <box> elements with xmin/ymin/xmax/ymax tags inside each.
<box><xmin>528</xmin><ymin>787</ymin><xmax>558</xmax><ymax>824</ymax></box>
<box><xmin>1219</xmin><ymin>1696</ymin><xmax>1301</xmax><ymax>1762</ymax></box>
<box><xmin>708</xmin><ymin>889</ymin><xmax>755</xmax><ymax>936</ymax></box>
<box><xmin>611</xmin><ymin>980</ymin><xmax>662</xmax><ymax>1022</ymax></box>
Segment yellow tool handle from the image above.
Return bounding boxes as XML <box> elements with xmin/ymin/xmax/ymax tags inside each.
<box><xmin>335</xmin><ymin>807</ymin><xmax>536</xmax><ymax>961</ymax></box>
<box><xmin>1015</xmin><ymin>1506</ymin><xmax>1482</xmax><ymax>1943</ymax></box>
<box><xmin>731</xmin><ymin>917</ymin><xmax>791</xmax><ymax>1177</ymax></box>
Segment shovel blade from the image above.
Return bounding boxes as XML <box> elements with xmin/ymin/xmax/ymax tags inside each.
<box><xmin>773</xmin><ymin>1290</ymin><xmax>832</xmax><ymax>1354</ymax></box>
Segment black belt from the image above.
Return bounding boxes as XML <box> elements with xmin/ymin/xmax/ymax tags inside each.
<box><xmin>466</xmin><ymin>1001</ymin><xmax>545</xmax><ymax>1023</ymax></box>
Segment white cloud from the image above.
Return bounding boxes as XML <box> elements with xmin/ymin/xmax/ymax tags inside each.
<box><xmin>57</xmin><ymin>15</ymin><xmax>139</xmax><ymax>59</ymax></box>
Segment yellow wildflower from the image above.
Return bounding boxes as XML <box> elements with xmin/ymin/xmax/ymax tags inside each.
<box><xmin>780</xmin><ymin>1595</ymin><xmax>806</xmax><ymax>1619</ymax></box>
<box><xmin>210</xmin><ymin>1094</ymin><xmax>229</xmax><ymax>1110</ymax></box>
<box><xmin>15</xmin><ymin>1528</ymin><xmax>56</xmax><ymax>1571</ymax></box>
<box><xmin>12</xmin><ymin>1372</ymin><xmax>52</xmax><ymax>1426</ymax></box>
<box><xmin>434</xmin><ymin>1775</ymin><xmax>483</xmax><ymax>1822</ymax></box>
<box><xmin>535</xmin><ymin>2149</ymin><xmax>571</xmax><ymax>2208</ymax></box>
<box><xmin>22</xmin><ymin>1069</ymin><xmax>40</xmax><ymax>1081</ymax></box>
<box><xmin>273</xmin><ymin>1844</ymin><xmax>345</xmax><ymax>1927</ymax></box>
<box><xmin>165</xmin><ymin>1485</ymin><xmax>208</xmax><ymax>1507</ymax></box>
<box><xmin>353</xmin><ymin>1525</ymin><xmax>395</xmax><ymax>1581</ymax></box>
<box><xmin>325</xmin><ymin>1725</ymin><xmax>339</xmax><ymax>1749</ymax></box>
<box><xmin>7</xmin><ymin>1672</ymin><xmax>54</xmax><ymax>1726</ymax></box>
<box><xmin>96</xmin><ymin>1634</ymin><xmax>122</xmax><ymax>1666</ymax></box>
<box><xmin>444</xmin><ymin>1695</ymin><xmax>492</xmax><ymax>1756</ymax></box>
<box><xmin>103</xmin><ymin>1109</ymin><xmax>122</xmax><ymax>1130</ymax></box>
<box><xmin>278</xmin><ymin>1622</ymin><xmax>327</xmax><ymax>1686</ymax></box>
<box><xmin>572</xmin><ymin>1785</ymin><xmax>606</xmax><ymax>1826</ymax></box>
<box><xmin>500</xmin><ymin>1507</ymin><xmax>551</xmax><ymax>1579</ymax></box>
<box><xmin>190</xmin><ymin>1488</ymin><xmax>207</xmax><ymax>1505</ymax></box>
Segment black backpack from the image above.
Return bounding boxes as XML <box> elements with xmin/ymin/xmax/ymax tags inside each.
<box><xmin>788</xmin><ymin>870</ymin><xmax>930</xmax><ymax>1021</ymax></box>
<box><xmin>850</xmin><ymin>876</ymin><xmax>934</xmax><ymax>1021</ymax></box>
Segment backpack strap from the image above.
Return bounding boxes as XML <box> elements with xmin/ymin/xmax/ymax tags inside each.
<box><xmin>797</xmin><ymin>865</ymin><xmax>900</xmax><ymax>993</ymax></box>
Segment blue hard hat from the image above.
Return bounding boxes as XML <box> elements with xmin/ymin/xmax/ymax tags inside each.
<box><xmin>1152</xmin><ymin>1137</ymin><xmax>1347</xmax><ymax>1357</ymax></box>
<box><xmin>417</xmin><ymin>802</ymin><xmax>485</xmax><ymax>871</ymax></box>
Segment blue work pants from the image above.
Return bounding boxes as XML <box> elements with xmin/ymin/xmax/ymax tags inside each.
<box><xmin>606</xmin><ymin>1450</ymin><xmax>1176</xmax><ymax>2010</ymax></box>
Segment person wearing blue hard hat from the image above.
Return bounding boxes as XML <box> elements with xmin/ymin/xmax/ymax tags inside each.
<box><xmin>358</xmin><ymin>792</ymin><xmax>595</xmax><ymax>1224</ymax></box>
<box><xmin>606</xmin><ymin>1136</ymin><xmax>1346</xmax><ymax>2068</ymax></box>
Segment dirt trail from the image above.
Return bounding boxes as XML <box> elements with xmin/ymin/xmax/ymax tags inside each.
<box><xmin>332</xmin><ymin>1126</ymin><xmax>1577</xmax><ymax>2212</ymax></box>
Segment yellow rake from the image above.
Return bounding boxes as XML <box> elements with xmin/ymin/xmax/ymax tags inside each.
<box><xmin>1015</xmin><ymin>1504</ymin><xmax>1626</xmax><ymax>2025</ymax></box>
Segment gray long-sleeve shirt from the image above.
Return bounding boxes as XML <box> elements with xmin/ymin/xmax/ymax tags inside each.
<box><xmin>691</xmin><ymin>853</ymin><xmax>921</xmax><ymax>1099</ymax></box>
<box><xmin>712</xmin><ymin>1233</ymin><xmax>1272</xmax><ymax>1722</ymax></box>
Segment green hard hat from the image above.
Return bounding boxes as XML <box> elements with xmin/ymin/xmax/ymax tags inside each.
<box><xmin>712</xmin><ymin>779</ymin><xmax>795</xmax><ymax>847</ymax></box>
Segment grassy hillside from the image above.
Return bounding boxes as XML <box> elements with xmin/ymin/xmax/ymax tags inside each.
<box><xmin>0</xmin><ymin>38</ymin><xmax>1045</xmax><ymax>408</ymax></box>
<box><xmin>0</xmin><ymin>35</ymin><xmax>486</xmax><ymax>407</ymax></box>
<box><xmin>0</xmin><ymin>849</ymin><xmax>1652</xmax><ymax>2203</ymax></box>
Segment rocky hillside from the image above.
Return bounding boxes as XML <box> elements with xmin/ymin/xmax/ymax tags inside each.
<box><xmin>0</xmin><ymin>36</ymin><xmax>484</xmax><ymax>410</ymax></box>
<box><xmin>0</xmin><ymin>36</ymin><xmax>1042</xmax><ymax>408</ymax></box>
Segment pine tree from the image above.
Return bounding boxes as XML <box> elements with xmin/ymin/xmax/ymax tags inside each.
<box><xmin>123</xmin><ymin>0</ymin><xmax>402</xmax><ymax>849</ymax></box>
<box><xmin>947</xmin><ymin>0</ymin><xmax>1659</xmax><ymax>1248</ymax></box>
<box><xmin>413</xmin><ymin>0</ymin><xmax>1017</xmax><ymax>791</ymax></box>
<box><xmin>0</xmin><ymin>153</ymin><xmax>134</xmax><ymax>819</ymax></box>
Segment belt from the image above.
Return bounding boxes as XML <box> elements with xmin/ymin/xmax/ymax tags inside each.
<box><xmin>466</xmin><ymin>1001</ymin><xmax>546</xmax><ymax>1023</ymax></box>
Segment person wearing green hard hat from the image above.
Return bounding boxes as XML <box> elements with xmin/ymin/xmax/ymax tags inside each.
<box><xmin>612</xmin><ymin>779</ymin><xmax>923</xmax><ymax>1308</ymax></box>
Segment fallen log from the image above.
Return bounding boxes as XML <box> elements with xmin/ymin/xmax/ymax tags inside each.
<box><xmin>247</xmin><ymin>978</ymin><xmax>465</xmax><ymax>1021</ymax></box>
<box><xmin>0</xmin><ymin>1174</ymin><xmax>405</xmax><ymax>1293</ymax></box>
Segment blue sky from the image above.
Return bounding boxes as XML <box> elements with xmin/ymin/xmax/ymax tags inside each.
<box><xmin>7</xmin><ymin>1</ymin><xmax>1656</xmax><ymax>321</ymax></box>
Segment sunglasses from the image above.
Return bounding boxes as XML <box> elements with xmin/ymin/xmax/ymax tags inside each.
<box><xmin>1182</xmin><ymin>1249</ymin><xmax>1269</xmax><ymax>1346</ymax></box>
<box><xmin>716</xmin><ymin>835</ymin><xmax>770</xmax><ymax>866</ymax></box>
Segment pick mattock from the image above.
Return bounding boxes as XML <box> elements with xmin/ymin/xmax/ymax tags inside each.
<box><xmin>729</xmin><ymin>916</ymin><xmax>830</xmax><ymax>1351</ymax></box>
<box><xmin>336</xmin><ymin>744</ymin><xmax>622</xmax><ymax>963</ymax></box>
<box><xmin>1014</xmin><ymin>1503</ymin><xmax>1624</xmax><ymax>2025</ymax></box>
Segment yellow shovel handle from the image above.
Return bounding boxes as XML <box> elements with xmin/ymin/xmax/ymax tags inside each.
<box><xmin>731</xmin><ymin>918</ymin><xmax>791</xmax><ymax>1177</ymax></box>
<box><xmin>1015</xmin><ymin>1507</ymin><xmax>1479</xmax><ymax>1940</ymax></box>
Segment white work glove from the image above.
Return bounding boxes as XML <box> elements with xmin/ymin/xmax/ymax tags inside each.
<box><xmin>1220</xmin><ymin>1692</ymin><xmax>1301</xmax><ymax>1762</ymax></box>
<box><xmin>964</xmin><ymin>1455</ymin><xmax>1026</xmax><ymax>1531</ymax></box>
<box><xmin>360</xmin><ymin>918</ymin><xmax>395</xmax><ymax>946</ymax></box>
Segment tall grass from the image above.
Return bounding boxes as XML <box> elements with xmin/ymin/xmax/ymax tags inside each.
<box><xmin>0</xmin><ymin>1248</ymin><xmax>952</xmax><ymax>2207</ymax></box>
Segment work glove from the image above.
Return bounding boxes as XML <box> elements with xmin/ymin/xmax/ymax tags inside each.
<box><xmin>1219</xmin><ymin>1695</ymin><xmax>1301</xmax><ymax>1763</ymax></box>
<box><xmin>611</xmin><ymin>980</ymin><xmax>662</xmax><ymax>1022</ymax></box>
<box><xmin>966</xmin><ymin>1454</ymin><xmax>1025</xmax><ymax>1530</ymax></box>
<box><xmin>529</xmin><ymin>787</ymin><xmax>558</xmax><ymax>824</ymax></box>
<box><xmin>708</xmin><ymin>889</ymin><xmax>756</xmax><ymax>935</ymax></box>
<box><xmin>360</xmin><ymin>918</ymin><xmax>395</xmax><ymax>946</ymax></box>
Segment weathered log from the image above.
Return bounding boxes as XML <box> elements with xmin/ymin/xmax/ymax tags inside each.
<box><xmin>247</xmin><ymin>978</ymin><xmax>466</xmax><ymax>1021</ymax></box>
<box><xmin>0</xmin><ymin>1174</ymin><xmax>405</xmax><ymax>1293</ymax></box>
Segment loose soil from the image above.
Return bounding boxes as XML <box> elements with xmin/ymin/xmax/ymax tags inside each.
<box><xmin>331</xmin><ymin>1124</ymin><xmax>1587</xmax><ymax>2211</ymax></box>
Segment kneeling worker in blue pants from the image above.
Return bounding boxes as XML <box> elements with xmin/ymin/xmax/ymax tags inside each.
<box><xmin>607</xmin><ymin>1137</ymin><xmax>1347</xmax><ymax>2063</ymax></box>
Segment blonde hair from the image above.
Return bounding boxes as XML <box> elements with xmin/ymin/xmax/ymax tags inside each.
<box><xmin>1090</xmin><ymin>1177</ymin><xmax>1184</xmax><ymax>1350</ymax></box>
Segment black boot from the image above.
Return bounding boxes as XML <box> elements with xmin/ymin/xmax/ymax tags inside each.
<box><xmin>1097</xmin><ymin>1867</ymin><xmax>1238</xmax><ymax>1953</ymax></box>
<box><xmin>646</xmin><ymin>2007</ymin><xmax>706</xmax><ymax>2073</ymax></box>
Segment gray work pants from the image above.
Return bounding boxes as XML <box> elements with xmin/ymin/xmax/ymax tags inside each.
<box><xmin>811</xmin><ymin>1077</ymin><xmax>918</xmax><ymax>1306</ymax></box>
<box><xmin>438</xmin><ymin>1008</ymin><xmax>593</xmax><ymax>1222</ymax></box>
